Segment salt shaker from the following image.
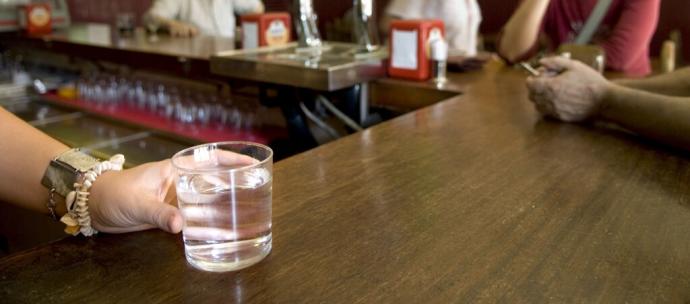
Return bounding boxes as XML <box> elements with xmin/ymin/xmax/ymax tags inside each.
<box><xmin>431</xmin><ymin>39</ymin><xmax>448</xmax><ymax>84</ymax></box>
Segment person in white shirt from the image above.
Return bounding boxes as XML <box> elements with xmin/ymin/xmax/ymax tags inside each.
<box><xmin>381</xmin><ymin>0</ymin><xmax>483</xmax><ymax>56</ymax></box>
<box><xmin>145</xmin><ymin>0</ymin><xmax>265</xmax><ymax>38</ymax></box>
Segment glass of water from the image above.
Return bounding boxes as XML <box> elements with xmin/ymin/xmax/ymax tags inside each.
<box><xmin>172</xmin><ymin>142</ymin><xmax>273</xmax><ymax>272</ymax></box>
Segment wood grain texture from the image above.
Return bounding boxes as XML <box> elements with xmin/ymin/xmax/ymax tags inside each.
<box><xmin>2</xmin><ymin>60</ymin><xmax>690</xmax><ymax>303</ymax></box>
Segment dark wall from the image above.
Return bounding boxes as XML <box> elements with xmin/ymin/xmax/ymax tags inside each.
<box><xmin>66</xmin><ymin>0</ymin><xmax>153</xmax><ymax>25</ymax></box>
<box><xmin>65</xmin><ymin>0</ymin><xmax>299</xmax><ymax>25</ymax></box>
<box><xmin>651</xmin><ymin>0</ymin><xmax>690</xmax><ymax>62</ymax></box>
<box><xmin>65</xmin><ymin>0</ymin><xmax>690</xmax><ymax>62</ymax></box>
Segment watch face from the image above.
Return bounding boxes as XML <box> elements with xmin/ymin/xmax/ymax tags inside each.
<box><xmin>58</xmin><ymin>149</ymin><xmax>100</xmax><ymax>172</ymax></box>
<box><xmin>29</xmin><ymin>7</ymin><xmax>51</xmax><ymax>27</ymax></box>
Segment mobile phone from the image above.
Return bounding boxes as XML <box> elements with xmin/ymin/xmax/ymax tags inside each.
<box><xmin>519</xmin><ymin>62</ymin><xmax>541</xmax><ymax>76</ymax></box>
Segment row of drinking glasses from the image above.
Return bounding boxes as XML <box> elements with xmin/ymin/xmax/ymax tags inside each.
<box><xmin>75</xmin><ymin>72</ymin><xmax>258</xmax><ymax>130</ymax></box>
<box><xmin>0</xmin><ymin>53</ymin><xmax>27</xmax><ymax>84</ymax></box>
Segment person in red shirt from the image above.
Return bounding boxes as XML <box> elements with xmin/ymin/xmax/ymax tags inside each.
<box><xmin>498</xmin><ymin>0</ymin><xmax>660</xmax><ymax>76</ymax></box>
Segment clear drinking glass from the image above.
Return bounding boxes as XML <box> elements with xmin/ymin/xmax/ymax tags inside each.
<box><xmin>146</xmin><ymin>82</ymin><xmax>159</xmax><ymax>112</ymax></box>
<box><xmin>134</xmin><ymin>80</ymin><xmax>147</xmax><ymax>109</ymax></box>
<box><xmin>117</xmin><ymin>76</ymin><xmax>130</xmax><ymax>102</ymax></box>
<box><xmin>147</xmin><ymin>21</ymin><xmax>160</xmax><ymax>42</ymax></box>
<box><xmin>172</xmin><ymin>142</ymin><xmax>274</xmax><ymax>272</ymax></box>
<box><xmin>106</xmin><ymin>75</ymin><xmax>119</xmax><ymax>103</ymax></box>
<box><xmin>116</xmin><ymin>13</ymin><xmax>136</xmax><ymax>37</ymax></box>
<box><xmin>94</xmin><ymin>76</ymin><xmax>107</xmax><ymax>103</ymax></box>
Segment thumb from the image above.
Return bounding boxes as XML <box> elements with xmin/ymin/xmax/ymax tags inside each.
<box><xmin>147</xmin><ymin>203</ymin><xmax>183</xmax><ymax>234</ymax></box>
<box><xmin>526</xmin><ymin>75</ymin><xmax>550</xmax><ymax>92</ymax></box>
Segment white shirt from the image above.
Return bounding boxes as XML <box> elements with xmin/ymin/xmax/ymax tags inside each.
<box><xmin>147</xmin><ymin>0</ymin><xmax>263</xmax><ymax>37</ymax></box>
<box><xmin>386</xmin><ymin>0</ymin><xmax>482</xmax><ymax>56</ymax></box>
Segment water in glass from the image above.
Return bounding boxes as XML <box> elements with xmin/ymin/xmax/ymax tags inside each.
<box><xmin>177</xmin><ymin>167</ymin><xmax>272</xmax><ymax>272</ymax></box>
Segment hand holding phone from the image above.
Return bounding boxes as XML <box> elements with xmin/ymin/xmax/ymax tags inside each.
<box><xmin>520</xmin><ymin>62</ymin><xmax>565</xmax><ymax>77</ymax></box>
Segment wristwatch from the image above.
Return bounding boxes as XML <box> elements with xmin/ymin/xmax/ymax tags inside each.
<box><xmin>41</xmin><ymin>148</ymin><xmax>100</xmax><ymax>198</ymax></box>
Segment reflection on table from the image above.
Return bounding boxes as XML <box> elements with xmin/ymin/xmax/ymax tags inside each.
<box><xmin>46</xmin><ymin>24</ymin><xmax>238</xmax><ymax>60</ymax></box>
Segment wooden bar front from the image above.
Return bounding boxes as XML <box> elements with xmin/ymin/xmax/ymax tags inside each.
<box><xmin>1</xmin><ymin>60</ymin><xmax>689</xmax><ymax>302</ymax></box>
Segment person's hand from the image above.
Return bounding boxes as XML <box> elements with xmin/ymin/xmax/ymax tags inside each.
<box><xmin>88</xmin><ymin>160</ymin><xmax>182</xmax><ymax>234</ymax></box>
<box><xmin>166</xmin><ymin>20</ymin><xmax>199</xmax><ymax>37</ymax></box>
<box><xmin>526</xmin><ymin>57</ymin><xmax>611</xmax><ymax>122</ymax></box>
<box><xmin>254</xmin><ymin>2</ymin><xmax>265</xmax><ymax>14</ymax></box>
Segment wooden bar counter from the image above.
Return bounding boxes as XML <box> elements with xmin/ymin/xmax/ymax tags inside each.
<box><xmin>1</xmin><ymin>60</ymin><xmax>689</xmax><ymax>303</ymax></box>
<box><xmin>0</xmin><ymin>24</ymin><xmax>237</xmax><ymax>77</ymax></box>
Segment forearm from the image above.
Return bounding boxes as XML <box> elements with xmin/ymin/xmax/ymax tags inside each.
<box><xmin>600</xmin><ymin>84</ymin><xmax>690</xmax><ymax>150</ymax></box>
<box><xmin>146</xmin><ymin>13</ymin><xmax>198</xmax><ymax>37</ymax></box>
<box><xmin>614</xmin><ymin>67</ymin><xmax>690</xmax><ymax>97</ymax></box>
<box><xmin>147</xmin><ymin>14</ymin><xmax>178</xmax><ymax>30</ymax></box>
<box><xmin>0</xmin><ymin>108</ymin><xmax>69</xmax><ymax>214</ymax></box>
<box><xmin>0</xmin><ymin>108</ymin><xmax>183</xmax><ymax>234</ymax></box>
<box><xmin>145</xmin><ymin>0</ymin><xmax>181</xmax><ymax>29</ymax></box>
<box><xmin>498</xmin><ymin>0</ymin><xmax>550</xmax><ymax>62</ymax></box>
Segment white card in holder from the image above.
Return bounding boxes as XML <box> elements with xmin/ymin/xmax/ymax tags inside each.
<box><xmin>392</xmin><ymin>29</ymin><xmax>418</xmax><ymax>70</ymax></box>
<box><xmin>85</xmin><ymin>23</ymin><xmax>111</xmax><ymax>46</ymax></box>
<box><xmin>243</xmin><ymin>22</ymin><xmax>259</xmax><ymax>49</ymax></box>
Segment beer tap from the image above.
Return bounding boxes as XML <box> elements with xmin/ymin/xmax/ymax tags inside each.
<box><xmin>293</xmin><ymin>0</ymin><xmax>322</xmax><ymax>49</ymax></box>
<box><xmin>293</xmin><ymin>0</ymin><xmax>379</xmax><ymax>53</ymax></box>
<box><xmin>353</xmin><ymin>0</ymin><xmax>379</xmax><ymax>52</ymax></box>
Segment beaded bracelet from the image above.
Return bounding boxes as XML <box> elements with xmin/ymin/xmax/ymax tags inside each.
<box><xmin>60</xmin><ymin>154</ymin><xmax>125</xmax><ymax>236</ymax></box>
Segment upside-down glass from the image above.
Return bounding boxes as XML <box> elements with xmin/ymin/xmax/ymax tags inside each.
<box><xmin>147</xmin><ymin>20</ymin><xmax>160</xmax><ymax>42</ymax></box>
<box><xmin>172</xmin><ymin>142</ymin><xmax>273</xmax><ymax>272</ymax></box>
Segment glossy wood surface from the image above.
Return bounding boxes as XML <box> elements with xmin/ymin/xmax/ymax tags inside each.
<box><xmin>2</xmin><ymin>60</ymin><xmax>690</xmax><ymax>303</ymax></box>
<box><xmin>0</xmin><ymin>25</ymin><xmax>237</xmax><ymax>78</ymax></box>
<box><xmin>48</xmin><ymin>24</ymin><xmax>237</xmax><ymax>60</ymax></box>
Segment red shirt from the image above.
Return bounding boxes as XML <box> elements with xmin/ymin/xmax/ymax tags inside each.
<box><xmin>542</xmin><ymin>0</ymin><xmax>659</xmax><ymax>76</ymax></box>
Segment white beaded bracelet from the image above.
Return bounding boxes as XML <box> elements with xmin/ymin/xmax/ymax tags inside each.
<box><xmin>60</xmin><ymin>154</ymin><xmax>125</xmax><ymax>236</ymax></box>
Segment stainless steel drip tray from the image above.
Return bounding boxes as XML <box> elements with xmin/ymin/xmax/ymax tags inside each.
<box><xmin>2</xmin><ymin>100</ymin><xmax>74</xmax><ymax>122</ymax></box>
<box><xmin>85</xmin><ymin>133</ymin><xmax>189</xmax><ymax>167</ymax></box>
<box><xmin>211</xmin><ymin>42</ymin><xmax>387</xmax><ymax>92</ymax></box>
<box><xmin>33</xmin><ymin>116</ymin><xmax>142</xmax><ymax>148</ymax></box>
